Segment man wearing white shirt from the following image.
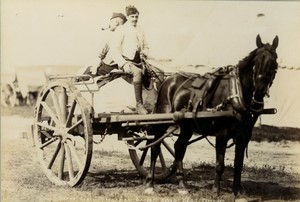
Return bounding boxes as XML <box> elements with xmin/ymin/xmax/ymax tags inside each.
<box><xmin>91</xmin><ymin>12</ymin><xmax>127</xmax><ymax>75</ymax></box>
<box><xmin>110</xmin><ymin>5</ymin><xmax>149</xmax><ymax>114</ymax></box>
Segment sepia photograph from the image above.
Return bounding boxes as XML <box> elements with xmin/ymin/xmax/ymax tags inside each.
<box><xmin>1</xmin><ymin>0</ymin><xmax>300</xmax><ymax>201</ymax></box>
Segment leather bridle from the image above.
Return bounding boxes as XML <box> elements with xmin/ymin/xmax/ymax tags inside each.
<box><xmin>251</xmin><ymin>49</ymin><xmax>277</xmax><ymax>113</ymax></box>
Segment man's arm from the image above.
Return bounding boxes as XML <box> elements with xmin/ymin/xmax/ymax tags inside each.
<box><xmin>110</xmin><ymin>27</ymin><xmax>128</xmax><ymax>68</ymax></box>
<box><xmin>98</xmin><ymin>31</ymin><xmax>111</xmax><ymax>60</ymax></box>
<box><xmin>90</xmin><ymin>33</ymin><xmax>110</xmax><ymax>74</ymax></box>
<box><xmin>99</xmin><ymin>43</ymin><xmax>109</xmax><ymax>60</ymax></box>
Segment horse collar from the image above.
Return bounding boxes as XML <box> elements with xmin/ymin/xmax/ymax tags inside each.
<box><xmin>228</xmin><ymin>67</ymin><xmax>247</xmax><ymax>112</ymax></box>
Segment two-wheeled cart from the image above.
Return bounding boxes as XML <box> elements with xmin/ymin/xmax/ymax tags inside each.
<box><xmin>33</xmin><ymin>73</ymin><xmax>275</xmax><ymax>187</ymax></box>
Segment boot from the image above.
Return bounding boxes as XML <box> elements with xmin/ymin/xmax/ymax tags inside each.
<box><xmin>133</xmin><ymin>82</ymin><xmax>148</xmax><ymax>114</ymax></box>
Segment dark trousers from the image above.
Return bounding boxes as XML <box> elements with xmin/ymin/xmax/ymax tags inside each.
<box><xmin>96</xmin><ymin>62</ymin><xmax>118</xmax><ymax>76</ymax></box>
<box><xmin>123</xmin><ymin>51</ymin><xmax>141</xmax><ymax>65</ymax></box>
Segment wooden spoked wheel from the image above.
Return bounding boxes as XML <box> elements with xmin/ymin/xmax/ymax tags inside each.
<box><xmin>1</xmin><ymin>83</ymin><xmax>17</xmax><ymax>107</ymax></box>
<box><xmin>127</xmin><ymin>127</ymin><xmax>179</xmax><ymax>180</ymax></box>
<box><xmin>34</xmin><ymin>80</ymin><xmax>93</xmax><ymax>187</ymax></box>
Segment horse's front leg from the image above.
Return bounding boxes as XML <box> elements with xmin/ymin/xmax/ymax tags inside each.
<box><xmin>233</xmin><ymin>136</ymin><xmax>247</xmax><ymax>196</ymax></box>
<box><xmin>213</xmin><ymin>130</ymin><xmax>230</xmax><ymax>195</ymax></box>
<box><xmin>174</xmin><ymin>124</ymin><xmax>193</xmax><ymax>194</ymax></box>
<box><xmin>233</xmin><ymin>114</ymin><xmax>256</xmax><ymax>196</ymax></box>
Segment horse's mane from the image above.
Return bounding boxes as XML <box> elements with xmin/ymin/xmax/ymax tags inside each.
<box><xmin>236</xmin><ymin>49</ymin><xmax>257</xmax><ymax>71</ymax></box>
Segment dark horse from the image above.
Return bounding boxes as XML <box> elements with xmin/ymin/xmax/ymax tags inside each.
<box><xmin>145</xmin><ymin>35</ymin><xmax>279</xmax><ymax>195</ymax></box>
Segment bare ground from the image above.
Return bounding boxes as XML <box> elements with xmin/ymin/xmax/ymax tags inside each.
<box><xmin>1</xmin><ymin>106</ymin><xmax>300</xmax><ymax>202</ymax></box>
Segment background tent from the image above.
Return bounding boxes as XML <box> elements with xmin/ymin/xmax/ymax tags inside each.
<box><xmin>263</xmin><ymin>68</ymin><xmax>300</xmax><ymax>128</ymax></box>
<box><xmin>171</xmin><ymin>2</ymin><xmax>300</xmax><ymax>69</ymax></box>
<box><xmin>170</xmin><ymin>2</ymin><xmax>300</xmax><ymax>128</ymax></box>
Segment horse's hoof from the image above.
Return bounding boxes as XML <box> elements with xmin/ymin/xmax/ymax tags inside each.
<box><xmin>177</xmin><ymin>189</ymin><xmax>189</xmax><ymax>195</ymax></box>
<box><xmin>233</xmin><ymin>186</ymin><xmax>245</xmax><ymax>196</ymax></box>
<box><xmin>234</xmin><ymin>198</ymin><xmax>248</xmax><ymax>202</ymax></box>
<box><xmin>144</xmin><ymin>187</ymin><xmax>155</xmax><ymax>195</ymax></box>
<box><xmin>212</xmin><ymin>186</ymin><xmax>220</xmax><ymax>196</ymax></box>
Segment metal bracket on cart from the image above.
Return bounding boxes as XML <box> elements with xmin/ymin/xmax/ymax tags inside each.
<box><xmin>122</xmin><ymin>130</ymin><xmax>155</xmax><ymax>150</ymax></box>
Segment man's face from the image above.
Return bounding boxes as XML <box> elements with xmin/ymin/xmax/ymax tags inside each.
<box><xmin>109</xmin><ymin>18</ymin><xmax>124</xmax><ymax>31</ymax></box>
<box><xmin>127</xmin><ymin>13</ymin><xmax>139</xmax><ymax>27</ymax></box>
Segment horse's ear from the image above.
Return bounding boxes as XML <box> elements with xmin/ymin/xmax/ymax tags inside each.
<box><xmin>272</xmin><ymin>35</ymin><xmax>279</xmax><ymax>49</ymax></box>
<box><xmin>256</xmin><ymin>34</ymin><xmax>263</xmax><ymax>48</ymax></box>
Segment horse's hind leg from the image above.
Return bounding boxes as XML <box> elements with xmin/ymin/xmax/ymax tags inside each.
<box><xmin>213</xmin><ymin>130</ymin><xmax>230</xmax><ymax>195</ymax></box>
<box><xmin>144</xmin><ymin>144</ymin><xmax>160</xmax><ymax>194</ymax></box>
<box><xmin>174</xmin><ymin>123</ymin><xmax>193</xmax><ymax>194</ymax></box>
<box><xmin>144</xmin><ymin>127</ymin><xmax>166</xmax><ymax>194</ymax></box>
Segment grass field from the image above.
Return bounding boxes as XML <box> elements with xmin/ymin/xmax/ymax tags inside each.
<box><xmin>1</xmin><ymin>102</ymin><xmax>300</xmax><ymax>201</ymax></box>
<box><xmin>1</xmin><ymin>130</ymin><xmax>300</xmax><ymax>202</ymax></box>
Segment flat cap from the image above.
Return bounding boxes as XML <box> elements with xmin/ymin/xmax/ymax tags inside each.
<box><xmin>125</xmin><ymin>5</ymin><xmax>139</xmax><ymax>16</ymax></box>
<box><xmin>111</xmin><ymin>12</ymin><xmax>127</xmax><ymax>22</ymax></box>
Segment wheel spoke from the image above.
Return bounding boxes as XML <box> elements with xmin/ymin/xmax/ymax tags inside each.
<box><xmin>64</xmin><ymin>143</ymin><xmax>75</xmax><ymax>180</ymax></box>
<box><xmin>41</xmin><ymin>101</ymin><xmax>60</xmax><ymax>124</ymax></box>
<box><xmin>67</xmin><ymin>118</ymin><xmax>83</xmax><ymax>133</ymax></box>
<box><xmin>49</xmin><ymin>88</ymin><xmax>63</xmax><ymax>121</ymax></box>
<box><xmin>139</xmin><ymin>147</ymin><xmax>148</xmax><ymax>166</ymax></box>
<box><xmin>162</xmin><ymin>139</ymin><xmax>175</xmax><ymax>157</ymax></box>
<box><xmin>41</xmin><ymin>130</ymin><xmax>53</xmax><ymax>139</ymax></box>
<box><xmin>66</xmin><ymin>99</ymin><xmax>77</xmax><ymax>127</ymax></box>
<box><xmin>58</xmin><ymin>145</ymin><xmax>65</xmax><ymax>180</ymax></box>
<box><xmin>134</xmin><ymin>140</ymin><xmax>143</xmax><ymax>147</ymax></box>
<box><xmin>58</xmin><ymin>87</ymin><xmax>68</xmax><ymax>123</ymax></box>
<box><xmin>39</xmin><ymin>137</ymin><xmax>59</xmax><ymax>149</ymax></box>
<box><xmin>47</xmin><ymin>141</ymin><xmax>62</xmax><ymax>169</ymax></box>
<box><xmin>66</xmin><ymin>139</ymin><xmax>83</xmax><ymax>168</ymax></box>
<box><xmin>37</xmin><ymin>122</ymin><xmax>57</xmax><ymax>131</ymax></box>
<box><xmin>158</xmin><ymin>152</ymin><xmax>167</xmax><ymax>170</ymax></box>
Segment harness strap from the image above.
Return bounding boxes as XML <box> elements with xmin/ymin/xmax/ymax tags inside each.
<box><xmin>188</xmin><ymin>74</ymin><xmax>221</xmax><ymax>112</ymax></box>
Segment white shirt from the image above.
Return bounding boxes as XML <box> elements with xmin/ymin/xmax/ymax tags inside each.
<box><xmin>110</xmin><ymin>22</ymin><xmax>149</xmax><ymax>67</ymax></box>
<box><xmin>98</xmin><ymin>30</ymin><xmax>116</xmax><ymax>66</ymax></box>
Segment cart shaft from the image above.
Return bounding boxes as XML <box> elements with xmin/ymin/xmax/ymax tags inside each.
<box><xmin>94</xmin><ymin>110</ymin><xmax>236</xmax><ymax>126</ymax></box>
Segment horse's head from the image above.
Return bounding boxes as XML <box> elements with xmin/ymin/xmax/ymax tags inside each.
<box><xmin>251</xmin><ymin>34</ymin><xmax>279</xmax><ymax>112</ymax></box>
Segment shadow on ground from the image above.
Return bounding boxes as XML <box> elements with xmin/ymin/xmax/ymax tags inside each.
<box><xmin>81</xmin><ymin>164</ymin><xmax>300</xmax><ymax>201</ymax></box>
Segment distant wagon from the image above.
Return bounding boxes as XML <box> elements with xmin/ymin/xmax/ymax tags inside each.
<box><xmin>1</xmin><ymin>66</ymin><xmax>47</xmax><ymax>107</ymax></box>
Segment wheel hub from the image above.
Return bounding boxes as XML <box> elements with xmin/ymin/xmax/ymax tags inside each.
<box><xmin>54</xmin><ymin>125</ymin><xmax>69</xmax><ymax>142</ymax></box>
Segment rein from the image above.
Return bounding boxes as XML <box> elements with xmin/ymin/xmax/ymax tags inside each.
<box><xmin>251</xmin><ymin>71</ymin><xmax>267</xmax><ymax>112</ymax></box>
<box><xmin>141</xmin><ymin>59</ymin><xmax>164</xmax><ymax>90</ymax></box>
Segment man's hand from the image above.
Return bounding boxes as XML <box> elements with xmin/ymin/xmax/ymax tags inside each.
<box><xmin>140</xmin><ymin>51</ymin><xmax>148</xmax><ymax>60</ymax></box>
<box><xmin>122</xmin><ymin>62</ymin><xmax>137</xmax><ymax>72</ymax></box>
<box><xmin>91</xmin><ymin>60</ymin><xmax>102</xmax><ymax>75</ymax></box>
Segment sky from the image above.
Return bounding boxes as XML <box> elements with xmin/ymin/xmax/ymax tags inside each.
<box><xmin>1</xmin><ymin>0</ymin><xmax>300</xmax><ymax>72</ymax></box>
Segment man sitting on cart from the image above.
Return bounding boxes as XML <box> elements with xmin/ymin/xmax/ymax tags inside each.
<box><xmin>90</xmin><ymin>12</ymin><xmax>127</xmax><ymax>75</ymax></box>
<box><xmin>110</xmin><ymin>5</ymin><xmax>149</xmax><ymax>115</ymax></box>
